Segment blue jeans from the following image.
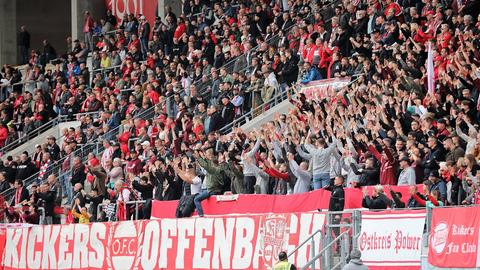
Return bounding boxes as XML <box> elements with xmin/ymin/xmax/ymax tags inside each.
<box><xmin>60</xmin><ymin>174</ymin><xmax>72</xmax><ymax>204</ymax></box>
<box><xmin>194</xmin><ymin>189</ymin><xmax>211</xmax><ymax>217</ymax></box>
<box><xmin>313</xmin><ymin>173</ymin><xmax>330</xmax><ymax>189</ymax></box>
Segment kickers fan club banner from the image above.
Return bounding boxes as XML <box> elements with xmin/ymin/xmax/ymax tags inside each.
<box><xmin>429</xmin><ymin>206</ymin><xmax>480</xmax><ymax>268</ymax></box>
<box><xmin>358</xmin><ymin>210</ymin><xmax>426</xmax><ymax>270</ymax></box>
<box><xmin>0</xmin><ymin>212</ymin><xmax>325</xmax><ymax>270</ymax></box>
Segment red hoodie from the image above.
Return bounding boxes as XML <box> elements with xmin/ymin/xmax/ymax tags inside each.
<box><xmin>368</xmin><ymin>144</ymin><xmax>398</xmax><ymax>185</ymax></box>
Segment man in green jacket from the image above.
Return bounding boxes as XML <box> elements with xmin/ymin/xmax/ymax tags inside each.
<box><xmin>194</xmin><ymin>148</ymin><xmax>224</xmax><ymax>217</ymax></box>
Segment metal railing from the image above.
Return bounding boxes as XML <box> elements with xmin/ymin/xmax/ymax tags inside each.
<box><xmin>96</xmin><ymin>199</ymin><xmax>146</xmax><ymax>221</ymax></box>
<box><xmin>0</xmin><ymin>115</ymin><xmax>68</xmax><ymax>154</ymax></box>
<box><xmin>219</xmin><ymin>86</ymin><xmax>291</xmax><ymax>134</ymax></box>
<box><xmin>0</xmin><ymin>101</ymin><xmax>159</xmax><ymax>201</ymax></box>
<box><xmin>302</xmin><ymin>229</ymin><xmax>351</xmax><ymax>270</ymax></box>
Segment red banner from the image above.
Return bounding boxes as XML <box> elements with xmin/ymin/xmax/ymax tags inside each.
<box><xmin>105</xmin><ymin>0</ymin><xmax>157</xmax><ymax>28</ymax></box>
<box><xmin>428</xmin><ymin>206</ymin><xmax>480</xmax><ymax>268</ymax></box>
<box><xmin>0</xmin><ymin>212</ymin><xmax>325</xmax><ymax>270</ymax></box>
<box><xmin>152</xmin><ymin>185</ymin><xmax>418</xmax><ymax>219</ymax></box>
<box><xmin>301</xmin><ymin>78</ymin><xmax>351</xmax><ymax>100</ymax></box>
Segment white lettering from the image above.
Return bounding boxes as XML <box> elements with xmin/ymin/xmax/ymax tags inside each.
<box><xmin>27</xmin><ymin>227</ymin><xmax>43</xmax><ymax>269</ymax></box>
<box><xmin>252</xmin><ymin>226</ymin><xmax>262</xmax><ymax>269</ymax></box>
<box><xmin>57</xmin><ymin>225</ymin><xmax>74</xmax><ymax>269</ymax></box>
<box><xmin>89</xmin><ymin>223</ymin><xmax>106</xmax><ymax>268</ymax></box>
<box><xmin>42</xmin><ymin>226</ymin><xmax>60</xmax><ymax>269</ymax></box>
<box><xmin>4</xmin><ymin>229</ymin><xmax>21</xmax><ymax>267</ymax></box>
<box><xmin>211</xmin><ymin>218</ymin><xmax>235</xmax><ymax>269</ymax></box>
<box><xmin>296</xmin><ymin>213</ymin><xmax>313</xmax><ymax>266</ymax></box>
<box><xmin>72</xmin><ymin>225</ymin><xmax>89</xmax><ymax>268</ymax></box>
<box><xmin>193</xmin><ymin>218</ymin><xmax>213</xmax><ymax>268</ymax></box>
<box><xmin>176</xmin><ymin>218</ymin><xmax>195</xmax><ymax>268</ymax></box>
<box><xmin>232</xmin><ymin>217</ymin><xmax>255</xmax><ymax>269</ymax></box>
<box><xmin>141</xmin><ymin>221</ymin><xmax>160</xmax><ymax>269</ymax></box>
<box><xmin>19</xmin><ymin>228</ymin><xmax>28</xmax><ymax>268</ymax></box>
<box><xmin>158</xmin><ymin>219</ymin><xmax>176</xmax><ymax>268</ymax></box>
<box><xmin>287</xmin><ymin>213</ymin><xmax>299</xmax><ymax>265</ymax></box>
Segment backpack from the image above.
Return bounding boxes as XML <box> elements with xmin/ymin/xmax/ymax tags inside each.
<box><xmin>175</xmin><ymin>194</ymin><xmax>195</xmax><ymax>218</ymax></box>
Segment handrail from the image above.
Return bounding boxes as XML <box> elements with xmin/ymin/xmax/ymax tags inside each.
<box><xmin>0</xmin><ymin>100</ymin><xmax>159</xmax><ymax>199</ymax></box>
<box><xmin>91</xmin><ymin>64</ymin><xmax>122</xmax><ymax>74</ymax></box>
<box><xmin>0</xmin><ymin>114</ymin><xmax>69</xmax><ymax>154</ymax></box>
<box><xmin>287</xmin><ymin>229</ymin><xmax>322</xmax><ymax>258</ymax></box>
<box><xmin>301</xmin><ymin>229</ymin><xmax>351</xmax><ymax>270</ymax></box>
<box><xmin>219</xmin><ymin>85</ymin><xmax>292</xmax><ymax>134</ymax></box>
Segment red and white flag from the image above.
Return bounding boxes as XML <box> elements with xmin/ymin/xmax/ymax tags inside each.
<box><xmin>427</xmin><ymin>42</ymin><xmax>435</xmax><ymax>94</ymax></box>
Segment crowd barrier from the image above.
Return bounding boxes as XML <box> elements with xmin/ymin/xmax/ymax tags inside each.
<box><xmin>150</xmin><ymin>184</ymin><xmax>418</xmax><ymax>218</ymax></box>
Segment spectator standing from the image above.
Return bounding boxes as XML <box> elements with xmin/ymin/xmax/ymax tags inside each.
<box><xmin>397</xmin><ymin>157</ymin><xmax>416</xmax><ymax>186</ymax></box>
<box><xmin>37</xmin><ymin>182</ymin><xmax>56</xmax><ymax>224</ymax></box>
<box><xmin>326</xmin><ymin>176</ymin><xmax>345</xmax><ymax>238</ymax></box>
<box><xmin>304</xmin><ymin>135</ymin><xmax>338</xmax><ymax>189</ymax></box>
<box><xmin>17</xmin><ymin>26</ymin><xmax>31</xmax><ymax>64</ymax></box>
<box><xmin>83</xmin><ymin>11</ymin><xmax>95</xmax><ymax>51</ymax></box>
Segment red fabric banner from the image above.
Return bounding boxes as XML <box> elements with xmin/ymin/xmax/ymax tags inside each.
<box><xmin>301</xmin><ymin>77</ymin><xmax>351</xmax><ymax>100</ymax></box>
<box><xmin>105</xmin><ymin>0</ymin><xmax>157</xmax><ymax>27</ymax></box>
<box><xmin>428</xmin><ymin>206</ymin><xmax>480</xmax><ymax>268</ymax></box>
<box><xmin>151</xmin><ymin>185</ymin><xmax>418</xmax><ymax>219</ymax></box>
<box><xmin>0</xmin><ymin>212</ymin><xmax>325</xmax><ymax>270</ymax></box>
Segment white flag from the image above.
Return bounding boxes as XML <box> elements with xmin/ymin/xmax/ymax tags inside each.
<box><xmin>427</xmin><ymin>42</ymin><xmax>435</xmax><ymax>94</ymax></box>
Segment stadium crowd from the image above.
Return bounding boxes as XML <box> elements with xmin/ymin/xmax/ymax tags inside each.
<box><xmin>1</xmin><ymin>0</ymin><xmax>480</xmax><ymax>224</ymax></box>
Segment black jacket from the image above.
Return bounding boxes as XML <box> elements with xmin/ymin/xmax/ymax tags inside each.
<box><xmin>0</xmin><ymin>180</ymin><xmax>10</xmax><ymax>193</ymax></box>
<box><xmin>150</xmin><ymin>169</ymin><xmax>182</xmax><ymax>201</ymax></box>
<box><xmin>71</xmin><ymin>164</ymin><xmax>86</xmax><ymax>186</ymax></box>
<box><xmin>48</xmin><ymin>143</ymin><xmax>61</xmax><ymax>161</ymax></box>
<box><xmin>351</xmin><ymin>164</ymin><xmax>380</xmax><ymax>186</ymax></box>
<box><xmin>132</xmin><ymin>181</ymin><xmax>154</xmax><ymax>200</ymax></box>
<box><xmin>38</xmin><ymin>190</ymin><xmax>56</xmax><ymax>217</ymax></box>
<box><xmin>221</xmin><ymin>102</ymin><xmax>235</xmax><ymax>126</ymax></box>
<box><xmin>362</xmin><ymin>193</ymin><xmax>390</xmax><ymax>210</ymax></box>
<box><xmin>208</xmin><ymin>111</ymin><xmax>224</xmax><ymax>133</ymax></box>
<box><xmin>281</xmin><ymin>56</ymin><xmax>299</xmax><ymax>85</ymax></box>
<box><xmin>15</xmin><ymin>160</ymin><xmax>37</xmax><ymax>180</ymax></box>
<box><xmin>326</xmin><ymin>185</ymin><xmax>345</xmax><ymax>212</ymax></box>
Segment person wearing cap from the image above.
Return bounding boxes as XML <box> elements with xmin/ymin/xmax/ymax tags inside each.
<box><xmin>47</xmin><ymin>136</ymin><xmax>60</xmax><ymax>161</ymax></box>
<box><xmin>343</xmin><ymin>249</ymin><xmax>368</xmax><ymax>270</ymax></box>
<box><xmin>397</xmin><ymin>156</ymin><xmax>416</xmax><ymax>186</ymax></box>
<box><xmin>428</xmin><ymin>171</ymin><xmax>447</xmax><ymax>202</ymax></box>
<box><xmin>273</xmin><ymin>251</ymin><xmax>296</xmax><ymax>270</ymax></box>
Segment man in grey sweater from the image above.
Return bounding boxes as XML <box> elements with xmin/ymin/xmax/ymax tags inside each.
<box><xmin>287</xmin><ymin>152</ymin><xmax>312</xmax><ymax>194</ymax></box>
<box><xmin>241</xmin><ymin>137</ymin><xmax>261</xmax><ymax>194</ymax></box>
<box><xmin>397</xmin><ymin>157</ymin><xmax>416</xmax><ymax>186</ymax></box>
<box><xmin>303</xmin><ymin>135</ymin><xmax>338</xmax><ymax>189</ymax></box>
